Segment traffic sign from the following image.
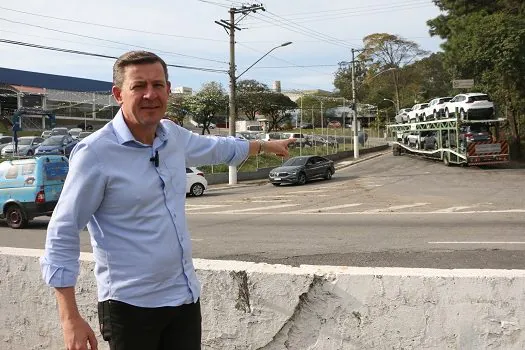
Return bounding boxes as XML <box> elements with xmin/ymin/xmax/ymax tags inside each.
<box><xmin>452</xmin><ymin>79</ymin><xmax>474</xmax><ymax>89</ymax></box>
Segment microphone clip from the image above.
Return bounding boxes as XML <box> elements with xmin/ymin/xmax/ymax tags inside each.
<box><xmin>150</xmin><ymin>151</ymin><xmax>159</xmax><ymax>167</ymax></box>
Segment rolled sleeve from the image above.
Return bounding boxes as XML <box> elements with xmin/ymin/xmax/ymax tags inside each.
<box><xmin>40</xmin><ymin>142</ymin><xmax>105</xmax><ymax>288</ymax></box>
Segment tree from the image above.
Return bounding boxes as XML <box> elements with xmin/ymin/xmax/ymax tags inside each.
<box><xmin>166</xmin><ymin>94</ymin><xmax>186</xmax><ymax>126</ymax></box>
<box><xmin>428</xmin><ymin>1</ymin><xmax>525</xmax><ymax>156</ymax></box>
<box><xmin>259</xmin><ymin>93</ymin><xmax>297</xmax><ymax>131</ymax></box>
<box><xmin>181</xmin><ymin>82</ymin><xmax>228</xmax><ymax>135</ymax></box>
<box><xmin>236</xmin><ymin>79</ymin><xmax>270</xmax><ymax>120</ymax></box>
<box><xmin>296</xmin><ymin>95</ymin><xmax>341</xmax><ymax>127</ymax></box>
<box><xmin>360</xmin><ymin>33</ymin><xmax>430</xmax><ymax>111</ymax></box>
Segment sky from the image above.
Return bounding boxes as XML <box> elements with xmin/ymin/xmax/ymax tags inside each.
<box><xmin>0</xmin><ymin>0</ymin><xmax>444</xmax><ymax>93</ymax></box>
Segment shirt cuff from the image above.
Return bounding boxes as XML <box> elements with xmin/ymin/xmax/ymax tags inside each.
<box><xmin>40</xmin><ymin>256</ymin><xmax>79</xmax><ymax>288</ymax></box>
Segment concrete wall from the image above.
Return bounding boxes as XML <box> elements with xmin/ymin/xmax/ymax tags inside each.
<box><xmin>206</xmin><ymin>144</ymin><xmax>389</xmax><ymax>185</ymax></box>
<box><xmin>2</xmin><ymin>247</ymin><xmax>525</xmax><ymax>350</ymax></box>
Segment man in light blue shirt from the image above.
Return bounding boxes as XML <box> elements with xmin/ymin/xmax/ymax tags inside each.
<box><xmin>40</xmin><ymin>50</ymin><xmax>294</xmax><ymax>350</ymax></box>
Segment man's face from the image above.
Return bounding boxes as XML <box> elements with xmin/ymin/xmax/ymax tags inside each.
<box><xmin>112</xmin><ymin>62</ymin><xmax>171</xmax><ymax>128</ymax></box>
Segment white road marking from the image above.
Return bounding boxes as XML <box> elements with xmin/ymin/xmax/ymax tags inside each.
<box><xmin>285</xmin><ymin>190</ymin><xmax>324</xmax><ymax>194</ymax></box>
<box><xmin>436</xmin><ymin>206</ymin><xmax>476</xmax><ymax>212</ymax></box>
<box><xmin>187</xmin><ymin>208</ymin><xmax>525</xmax><ymax>216</ymax></box>
<box><xmin>361</xmin><ymin>203</ymin><xmax>430</xmax><ymax>213</ymax></box>
<box><xmin>185</xmin><ymin>204</ymin><xmax>230</xmax><ymax>211</ymax></box>
<box><xmin>429</xmin><ymin>241</ymin><xmax>525</xmax><ymax>245</ymax></box>
<box><xmin>287</xmin><ymin>203</ymin><xmax>363</xmax><ymax>214</ymax></box>
<box><xmin>218</xmin><ymin>203</ymin><xmax>299</xmax><ymax>213</ymax></box>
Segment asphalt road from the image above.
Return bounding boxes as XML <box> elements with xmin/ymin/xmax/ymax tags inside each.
<box><xmin>1</xmin><ymin>152</ymin><xmax>524</xmax><ymax>269</ymax></box>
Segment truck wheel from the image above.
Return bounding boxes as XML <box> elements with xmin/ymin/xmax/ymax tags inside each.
<box><xmin>6</xmin><ymin>204</ymin><xmax>28</xmax><ymax>229</ymax></box>
<box><xmin>443</xmin><ymin>152</ymin><xmax>451</xmax><ymax>167</ymax></box>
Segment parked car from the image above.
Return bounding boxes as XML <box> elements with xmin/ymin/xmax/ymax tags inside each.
<box><xmin>299</xmin><ymin>123</ymin><xmax>313</xmax><ymax>129</ymax></box>
<box><xmin>422</xmin><ymin>97</ymin><xmax>453</xmax><ymax>120</ymax></box>
<box><xmin>327</xmin><ymin>120</ymin><xmax>341</xmax><ymax>128</ymax></box>
<box><xmin>268</xmin><ymin>155</ymin><xmax>335</xmax><ymax>186</ymax></box>
<box><xmin>50</xmin><ymin>127</ymin><xmax>69</xmax><ymax>136</ymax></box>
<box><xmin>444</xmin><ymin>93</ymin><xmax>495</xmax><ymax>120</ymax></box>
<box><xmin>77</xmin><ymin>131</ymin><xmax>93</xmax><ymax>141</ymax></box>
<box><xmin>35</xmin><ymin>135</ymin><xmax>78</xmax><ymax>157</ymax></box>
<box><xmin>1</xmin><ymin>136</ymin><xmax>44</xmax><ymax>157</ymax></box>
<box><xmin>186</xmin><ymin>167</ymin><xmax>207</xmax><ymax>197</ymax></box>
<box><xmin>68</xmin><ymin>127</ymin><xmax>83</xmax><ymax>139</ymax></box>
<box><xmin>282</xmin><ymin>132</ymin><xmax>311</xmax><ymax>147</ymax></box>
<box><xmin>407</xmin><ymin>103</ymin><xmax>429</xmax><ymax>123</ymax></box>
<box><xmin>41</xmin><ymin>130</ymin><xmax>52</xmax><ymax>139</ymax></box>
<box><xmin>0</xmin><ymin>155</ymin><xmax>69</xmax><ymax>228</ymax></box>
<box><xmin>394</xmin><ymin>108</ymin><xmax>412</xmax><ymax>124</ymax></box>
<box><xmin>0</xmin><ymin>136</ymin><xmax>13</xmax><ymax>152</ymax></box>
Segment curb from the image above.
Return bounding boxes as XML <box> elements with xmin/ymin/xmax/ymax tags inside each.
<box><xmin>207</xmin><ymin>150</ymin><xmax>390</xmax><ymax>192</ymax></box>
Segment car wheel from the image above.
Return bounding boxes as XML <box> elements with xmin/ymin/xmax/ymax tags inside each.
<box><xmin>324</xmin><ymin>169</ymin><xmax>333</xmax><ymax>180</ymax></box>
<box><xmin>445</xmin><ymin>109</ymin><xmax>450</xmax><ymax>118</ymax></box>
<box><xmin>433</xmin><ymin>110</ymin><xmax>438</xmax><ymax>119</ymax></box>
<box><xmin>272</xmin><ymin>183</ymin><xmax>281</xmax><ymax>186</ymax></box>
<box><xmin>416</xmin><ymin>142</ymin><xmax>420</xmax><ymax>150</ymax></box>
<box><xmin>434</xmin><ymin>141</ymin><xmax>438</xmax><ymax>150</ymax></box>
<box><xmin>460</xmin><ymin>109</ymin><xmax>466</xmax><ymax>119</ymax></box>
<box><xmin>296</xmin><ymin>172</ymin><xmax>307</xmax><ymax>185</ymax></box>
<box><xmin>189</xmin><ymin>183</ymin><xmax>205</xmax><ymax>197</ymax></box>
<box><xmin>26</xmin><ymin>150</ymin><xmax>34</xmax><ymax>156</ymax></box>
<box><xmin>6</xmin><ymin>204</ymin><xmax>28</xmax><ymax>229</ymax></box>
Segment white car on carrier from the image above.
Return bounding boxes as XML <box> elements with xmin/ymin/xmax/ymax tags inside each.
<box><xmin>444</xmin><ymin>93</ymin><xmax>495</xmax><ymax>120</ymax></box>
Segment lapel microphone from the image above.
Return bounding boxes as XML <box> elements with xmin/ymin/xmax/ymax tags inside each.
<box><xmin>150</xmin><ymin>151</ymin><xmax>159</xmax><ymax>167</ymax></box>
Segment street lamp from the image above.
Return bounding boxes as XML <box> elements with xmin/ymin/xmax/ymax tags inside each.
<box><xmin>228</xmin><ymin>41</ymin><xmax>293</xmax><ymax>185</ymax></box>
<box><xmin>383</xmin><ymin>98</ymin><xmax>397</xmax><ymax>113</ymax></box>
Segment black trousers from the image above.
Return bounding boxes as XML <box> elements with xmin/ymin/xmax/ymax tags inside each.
<box><xmin>98</xmin><ymin>299</ymin><xmax>201</xmax><ymax>350</ymax></box>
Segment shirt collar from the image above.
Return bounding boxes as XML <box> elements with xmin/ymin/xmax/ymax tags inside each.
<box><xmin>113</xmin><ymin>109</ymin><xmax>169</xmax><ymax>145</ymax></box>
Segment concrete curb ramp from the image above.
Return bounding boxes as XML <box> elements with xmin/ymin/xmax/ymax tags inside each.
<box><xmin>2</xmin><ymin>247</ymin><xmax>525</xmax><ymax>349</ymax></box>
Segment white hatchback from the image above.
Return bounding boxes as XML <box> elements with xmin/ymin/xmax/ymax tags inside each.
<box><xmin>186</xmin><ymin>167</ymin><xmax>208</xmax><ymax>197</ymax></box>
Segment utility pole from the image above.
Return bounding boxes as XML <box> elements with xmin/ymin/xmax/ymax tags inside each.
<box><xmin>351</xmin><ymin>48</ymin><xmax>359</xmax><ymax>158</ymax></box>
<box><xmin>215</xmin><ymin>4</ymin><xmax>265</xmax><ymax>185</ymax></box>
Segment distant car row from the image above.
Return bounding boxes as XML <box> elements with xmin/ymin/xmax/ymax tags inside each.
<box><xmin>394</xmin><ymin>93</ymin><xmax>495</xmax><ymax>124</ymax></box>
<box><xmin>0</xmin><ymin>135</ymin><xmax>79</xmax><ymax>157</ymax></box>
<box><xmin>236</xmin><ymin>131</ymin><xmax>368</xmax><ymax>147</ymax></box>
<box><xmin>41</xmin><ymin>127</ymin><xmax>92</xmax><ymax>140</ymax></box>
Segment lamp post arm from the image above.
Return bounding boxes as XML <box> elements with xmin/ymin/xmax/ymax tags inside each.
<box><xmin>236</xmin><ymin>47</ymin><xmax>277</xmax><ymax>80</ymax></box>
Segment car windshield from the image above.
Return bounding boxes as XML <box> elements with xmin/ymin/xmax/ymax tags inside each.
<box><xmin>69</xmin><ymin>130</ymin><xmax>81</xmax><ymax>136</ymax></box>
<box><xmin>283</xmin><ymin>157</ymin><xmax>308</xmax><ymax>166</ymax></box>
<box><xmin>42</xmin><ymin>136</ymin><xmax>64</xmax><ymax>146</ymax></box>
<box><xmin>439</xmin><ymin>98</ymin><xmax>452</xmax><ymax>103</ymax></box>
<box><xmin>18</xmin><ymin>138</ymin><xmax>33</xmax><ymax>146</ymax></box>
<box><xmin>468</xmin><ymin>95</ymin><xmax>489</xmax><ymax>102</ymax></box>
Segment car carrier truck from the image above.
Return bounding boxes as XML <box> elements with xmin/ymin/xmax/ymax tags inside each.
<box><xmin>387</xmin><ymin>115</ymin><xmax>509</xmax><ymax>166</ymax></box>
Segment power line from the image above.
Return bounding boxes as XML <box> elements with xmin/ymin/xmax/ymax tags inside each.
<box><xmin>0</xmin><ymin>17</ymin><xmax>228</xmax><ymax>64</ymax></box>
<box><xmin>249</xmin><ymin>13</ymin><xmax>351</xmax><ymax>50</ymax></box>
<box><xmin>237</xmin><ymin>43</ymin><xmax>334</xmax><ymax>76</ymax></box>
<box><xmin>246</xmin><ymin>2</ymin><xmax>432</xmax><ymax>27</ymax></box>
<box><xmin>0</xmin><ymin>39</ymin><xmax>229</xmax><ymax>73</ymax></box>
<box><xmin>0</xmin><ymin>6</ymin><xmax>225</xmax><ymax>43</ymax></box>
<box><xmin>254</xmin><ymin>0</ymin><xmax>429</xmax><ymax>19</ymax></box>
<box><xmin>265</xmin><ymin>10</ymin><xmax>350</xmax><ymax>47</ymax></box>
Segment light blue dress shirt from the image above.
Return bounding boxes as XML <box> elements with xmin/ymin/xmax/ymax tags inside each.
<box><xmin>40</xmin><ymin>110</ymin><xmax>249</xmax><ymax>307</ymax></box>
